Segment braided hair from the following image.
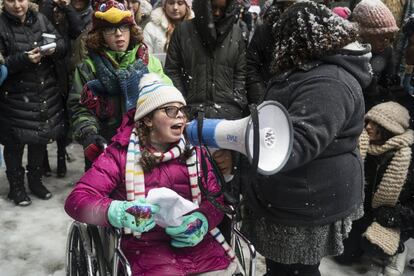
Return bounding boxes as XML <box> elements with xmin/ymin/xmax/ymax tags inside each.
<box><xmin>271</xmin><ymin>1</ymin><xmax>358</xmax><ymax>74</ymax></box>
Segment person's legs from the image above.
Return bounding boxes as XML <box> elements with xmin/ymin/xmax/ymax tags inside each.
<box><xmin>42</xmin><ymin>146</ymin><xmax>52</xmax><ymax>177</ymax></box>
<box><xmin>265</xmin><ymin>259</ymin><xmax>320</xmax><ymax>276</ymax></box>
<box><xmin>27</xmin><ymin>144</ymin><xmax>52</xmax><ymax>199</ymax></box>
<box><xmin>334</xmin><ymin>217</ymin><xmax>367</xmax><ymax>264</ymax></box>
<box><xmin>3</xmin><ymin>142</ymin><xmax>31</xmax><ymax>206</ymax></box>
<box><xmin>57</xmin><ymin>137</ymin><xmax>67</xmax><ymax>177</ymax></box>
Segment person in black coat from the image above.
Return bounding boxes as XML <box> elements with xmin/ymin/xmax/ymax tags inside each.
<box><xmin>241</xmin><ymin>2</ymin><xmax>371</xmax><ymax>275</ymax></box>
<box><xmin>39</xmin><ymin>0</ymin><xmax>86</xmax><ymax>178</ymax></box>
<box><xmin>0</xmin><ymin>0</ymin><xmax>66</xmax><ymax>206</ymax></box>
<box><xmin>336</xmin><ymin>102</ymin><xmax>414</xmax><ymax>275</ymax></box>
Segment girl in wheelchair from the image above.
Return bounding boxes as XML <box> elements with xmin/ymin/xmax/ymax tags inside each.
<box><xmin>65</xmin><ymin>73</ymin><xmax>236</xmax><ymax>275</ymax></box>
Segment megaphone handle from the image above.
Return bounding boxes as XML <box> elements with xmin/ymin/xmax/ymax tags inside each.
<box><xmin>249</xmin><ymin>104</ymin><xmax>260</xmax><ymax>173</ymax></box>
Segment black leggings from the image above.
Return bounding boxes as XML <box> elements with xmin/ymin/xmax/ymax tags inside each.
<box><xmin>265</xmin><ymin>259</ymin><xmax>321</xmax><ymax>276</ymax></box>
<box><xmin>3</xmin><ymin>142</ymin><xmax>46</xmax><ymax>171</ymax></box>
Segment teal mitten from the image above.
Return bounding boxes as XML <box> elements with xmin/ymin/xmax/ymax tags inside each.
<box><xmin>165</xmin><ymin>212</ymin><xmax>209</xmax><ymax>247</ymax></box>
<box><xmin>107</xmin><ymin>199</ymin><xmax>160</xmax><ymax>233</ymax></box>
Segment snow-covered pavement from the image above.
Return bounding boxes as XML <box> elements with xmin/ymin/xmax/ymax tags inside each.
<box><xmin>0</xmin><ymin>143</ymin><xmax>413</xmax><ymax>276</ymax></box>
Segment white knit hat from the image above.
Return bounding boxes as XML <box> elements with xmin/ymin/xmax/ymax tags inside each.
<box><xmin>134</xmin><ymin>73</ymin><xmax>186</xmax><ymax>122</ymax></box>
<box><xmin>365</xmin><ymin>101</ymin><xmax>410</xmax><ymax>135</ymax></box>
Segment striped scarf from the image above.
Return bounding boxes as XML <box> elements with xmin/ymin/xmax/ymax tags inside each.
<box><xmin>125</xmin><ymin>127</ymin><xmax>235</xmax><ymax>260</ymax></box>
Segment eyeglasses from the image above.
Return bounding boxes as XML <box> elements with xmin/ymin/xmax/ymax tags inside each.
<box><xmin>157</xmin><ymin>106</ymin><xmax>189</xmax><ymax>118</ymax></box>
<box><xmin>102</xmin><ymin>24</ymin><xmax>130</xmax><ymax>35</ymax></box>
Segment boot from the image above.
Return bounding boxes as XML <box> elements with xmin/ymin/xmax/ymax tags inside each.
<box><xmin>6</xmin><ymin>167</ymin><xmax>31</xmax><ymax>206</ymax></box>
<box><xmin>57</xmin><ymin>147</ymin><xmax>67</xmax><ymax>178</ymax></box>
<box><xmin>383</xmin><ymin>244</ymin><xmax>407</xmax><ymax>276</ymax></box>
<box><xmin>42</xmin><ymin>150</ymin><xmax>52</xmax><ymax>177</ymax></box>
<box><xmin>27</xmin><ymin>166</ymin><xmax>52</xmax><ymax>199</ymax></box>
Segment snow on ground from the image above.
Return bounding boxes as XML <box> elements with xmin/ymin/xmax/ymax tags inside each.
<box><xmin>0</xmin><ymin>143</ymin><xmax>413</xmax><ymax>276</ymax></box>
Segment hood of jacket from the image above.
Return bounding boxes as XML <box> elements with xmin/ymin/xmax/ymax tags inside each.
<box><xmin>320</xmin><ymin>42</ymin><xmax>373</xmax><ymax>89</ymax></box>
<box><xmin>192</xmin><ymin>0</ymin><xmax>239</xmax><ymax>51</ymax></box>
<box><xmin>150</xmin><ymin>7</ymin><xmax>169</xmax><ymax>31</ymax></box>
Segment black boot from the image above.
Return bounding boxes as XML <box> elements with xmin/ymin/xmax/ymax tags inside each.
<box><xmin>57</xmin><ymin>147</ymin><xmax>67</xmax><ymax>178</ymax></box>
<box><xmin>42</xmin><ymin>150</ymin><xmax>52</xmax><ymax>177</ymax></box>
<box><xmin>27</xmin><ymin>166</ymin><xmax>52</xmax><ymax>199</ymax></box>
<box><xmin>7</xmin><ymin>167</ymin><xmax>32</xmax><ymax>206</ymax></box>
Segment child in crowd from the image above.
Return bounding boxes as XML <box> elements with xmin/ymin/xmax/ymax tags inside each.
<box><xmin>65</xmin><ymin>73</ymin><xmax>236</xmax><ymax>275</ymax></box>
<box><xmin>336</xmin><ymin>102</ymin><xmax>414</xmax><ymax>276</ymax></box>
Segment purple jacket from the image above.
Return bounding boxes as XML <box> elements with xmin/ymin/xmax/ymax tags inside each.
<box><xmin>65</xmin><ymin>110</ymin><xmax>231</xmax><ymax>275</ymax></box>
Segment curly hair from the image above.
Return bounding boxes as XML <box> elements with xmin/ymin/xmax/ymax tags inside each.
<box><xmin>271</xmin><ymin>1</ymin><xmax>358</xmax><ymax>74</ymax></box>
<box><xmin>85</xmin><ymin>24</ymin><xmax>144</xmax><ymax>51</ymax></box>
<box><xmin>136</xmin><ymin>115</ymin><xmax>193</xmax><ymax>172</ymax></box>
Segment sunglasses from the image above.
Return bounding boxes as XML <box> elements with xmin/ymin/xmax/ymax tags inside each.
<box><xmin>157</xmin><ymin>106</ymin><xmax>189</xmax><ymax>118</ymax></box>
<box><xmin>102</xmin><ymin>24</ymin><xmax>130</xmax><ymax>35</ymax></box>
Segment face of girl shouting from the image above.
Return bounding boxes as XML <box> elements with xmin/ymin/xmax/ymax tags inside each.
<box><xmin>144</xmin><ymin>102</ymin><xmax>188</xmax><ymax>150</ymax></box>
<box><xmin>102</xmin><ymin>24</ymin><xmax>131</xmax><ymax>52</ymax></box>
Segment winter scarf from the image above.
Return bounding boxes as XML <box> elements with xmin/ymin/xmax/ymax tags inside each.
<box><xmin>85</xmin><ymin>46</ymin><xmax>149</xmax><ymax>110</ymax></box>
<box><xmin>359</xmin><ymin>129</ymin><xmax>414</xmax><ymax>255</ymax></box>
<box><xmin>125</xmin><ymin>128</ymin><xmax>235</xmax><ymax>260</ymax></box>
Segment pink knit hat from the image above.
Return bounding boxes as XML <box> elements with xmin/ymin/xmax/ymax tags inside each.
<box><xmin>352</xmin><ymin>0</ymin><xmax>399</xmax><ymax>35</ymax></box>
<box><xmin>332</xmin><ymin>7</ymin><xmax>351</xmax><ymax>19</ymax></box>
<box><xmin>162</xmin><ymin>0</ymin><xmax>192</xmax><ymax>8</ymax></box>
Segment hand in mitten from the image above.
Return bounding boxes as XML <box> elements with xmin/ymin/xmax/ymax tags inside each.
<box><xmin>374</xmin><ymin>206</ymin><xmax>402</xmax><ymax>228</ymax></box>
<box><xmin>82</xmin><ymin>132</ymin><xmax>107</xmax><ymax>161</ymax></box>
<box><xmin>107</xmin><ymin>199</ymin><xmax>160</xmax><ymax>233</ymax></box>
<box><xmin>165</xmin><ymin>212</ymin><xmax>208</xmax><ymax>248</ymax></box>
<box><xmin>0</xmin><ymin>64</ymin><xmax>7</xmax><ymax>86</ymax></box>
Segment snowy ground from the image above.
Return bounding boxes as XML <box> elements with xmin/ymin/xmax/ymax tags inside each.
<box><xmin>0</xmin><ymin>143</ymin><xmax>413</xmax><ymax>276</ymax></box>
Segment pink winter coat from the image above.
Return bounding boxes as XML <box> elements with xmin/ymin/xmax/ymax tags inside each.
<box><xmin>64</xmin><ymin>110</ymin><xmax>231</xmax><ymax>276</ymax></box>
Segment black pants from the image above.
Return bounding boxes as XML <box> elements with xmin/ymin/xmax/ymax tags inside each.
<box><xmin>3</xmin><ymin>142</ymin><xmax>46</xmax><ymax>171</ymax></box>
<box><xmin>265</xmin><ymin>259</ymin><xmax>321</xmax><ymax>276</ymax></box>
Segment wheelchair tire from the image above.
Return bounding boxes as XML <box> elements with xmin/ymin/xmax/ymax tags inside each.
<box><xmin>88</xmin><ymin>225</ymin><xmax>109</xmax><ymax>276</ymax></box>
<box><xmin>67</xmin><ymin>224</ymin><xmax>88</xmax><ymax>276</ymax></box>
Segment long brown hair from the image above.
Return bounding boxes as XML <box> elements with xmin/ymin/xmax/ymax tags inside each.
<box><xmin>164</xmin><ymin>5</ymin><xmax>193</xmax><ymax>52</ymax></box>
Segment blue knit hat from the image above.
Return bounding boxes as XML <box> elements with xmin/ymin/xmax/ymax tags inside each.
<box><xmin>134</xmin><ymin>73</ymin><xmax>186</xmax><ymax>121</ymax></box>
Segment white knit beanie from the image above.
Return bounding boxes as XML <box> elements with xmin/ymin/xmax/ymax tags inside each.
<box><xmin>365</xmin><ymin>101</ymin><xmax>410</xmax><ymax>135</ymax></box>
<box><xmin>134</xmin><ymin>73</ymin><xmax>186</xmax><ymax>122</ymax></box>
<box><xmin>162</xmin><ymin>0</ymin><xmax>192</xmax><ymax>8</ymax></box>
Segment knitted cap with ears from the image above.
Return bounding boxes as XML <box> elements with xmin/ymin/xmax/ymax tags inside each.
<box><xmin>365</xmin><ymin>101</ymin><xmax>410</xmax><ymax>135</ymax></box>
<box><xmin>134</xmin><ymin>73</ymin><xmax>186</xmax><ymax>121</ymax></box>
<box><xmin>352</xmin><ymin>0</ymin><xmax>399</xmax><ymax>35</ymax></box>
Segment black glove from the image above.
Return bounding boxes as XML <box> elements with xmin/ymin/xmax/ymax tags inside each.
<box><xmin>81</xmin><ymin>133</ymin><xmax>107</xmax><ymax>150</ymax></box>
<box><xmin>373</xmin><ymin>206</ymin><xmax>402</xmax><ymax>228</ymax></box>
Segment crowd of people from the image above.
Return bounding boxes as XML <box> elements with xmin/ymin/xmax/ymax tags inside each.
<box><xmin>1</xmin><ymin>0</ymin><xmax>414</xmax><ymax>275</ymax></box>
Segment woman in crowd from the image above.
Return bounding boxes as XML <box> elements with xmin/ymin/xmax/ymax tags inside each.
<box><xmin>143</xmin><ymin>0</ymin><xmax>193</xmax><ymax>57</ymax></box>
<box><xmin>352</xmin><ymin>0</ymin><xmax>400</xmax><ymax>110</ymax></box>
<box><xmin>67</xmin><ymin>0</ymin><xmax>171</xmax><ymax>170</ymax></box>
<box><xmin>336</xmin><ymin>102</ymin><xmax>414</xmax><ymax>276</ymax></box>
<box><xmin>65</xmin><ymin>73</ymin><xmax>236</xmax><ymax>275</ymax></box>
<box><xmin>241</xmin><ymin>2</ymin><xmax>371</xmax><ymax>275</ymax></box>
<box><xmin>0</xmin><ymin>0</ymin><xmax>66</xmax><ymax>206</ymax></box>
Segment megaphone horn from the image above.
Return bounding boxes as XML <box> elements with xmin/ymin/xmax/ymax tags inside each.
<box><xmin>186</xmin><ymin>100</ymin><xmax>293</xmax><ymax>175</ymax></box>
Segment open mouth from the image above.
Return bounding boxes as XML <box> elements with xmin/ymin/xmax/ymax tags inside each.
<box><xmin>171</xmin><ymin>123</ymin><xmax>183</xmax><ymax>130</ymax></box>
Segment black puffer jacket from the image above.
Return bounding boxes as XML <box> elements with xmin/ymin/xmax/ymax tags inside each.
<box><xmin>164</xmin><ymin>0</ymin><xmax>247</xmax><ymax>120</ymax></box>
<box><xmin>0</xmin><ymin>7</ymin><xmax>66</xmax><ymax>144</ymax></box>
<box><xmin>244</xmin><ymin>44</ymin><xmax>372</xmax><ymax>226</ymax></box>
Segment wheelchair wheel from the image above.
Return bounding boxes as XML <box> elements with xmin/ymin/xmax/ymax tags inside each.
<box><xmin>67</xmin><ymin>223</ymin><xmax>88</xmax><ymax>276</ymax></box>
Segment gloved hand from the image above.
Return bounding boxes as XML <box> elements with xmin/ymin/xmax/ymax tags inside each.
<box><xmin>0</xmin><ymin>64</ymin><xmax>7</xmax><ymax>86</ymax></box>
<box><xmin>374</xmin><ymin>206</ymin><xmax>402</xmax><ymax>228</ymax></box>
<box><xmin>82</xmin><ymin>133</ymin><xmax>107</xmax><ymax>161</ymax></box>
<box><xmin>107</xmin><ymin>199</ymin><xmax>160</xmax><ymax>233</ymax></box>
<box><xmin>165</xmin><ymin>212</ymin><xmax>208</xmax><ymax>248</ymax></box>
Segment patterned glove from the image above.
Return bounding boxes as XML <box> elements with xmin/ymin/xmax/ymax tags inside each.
<box><xmin>107</xmin><ymin>199</ymin><xmax>160</xmax><ymax>233</ymax></box>
<box><xmin>165</xmin><ymin>212</ymin><xmax>208</xmax><ymax>248</ymax></box>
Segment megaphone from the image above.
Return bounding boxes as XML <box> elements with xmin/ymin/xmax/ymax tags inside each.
<box><xmin>186</xmin><ymin>100</ymin><xmax>293</xmax><ymax>175</ymax></box>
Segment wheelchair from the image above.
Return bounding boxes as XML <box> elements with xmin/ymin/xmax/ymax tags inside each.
<box><xmin>65</xmin><ymin>209</ymin><xmax>257</xmax><ymax>276</ymax></box>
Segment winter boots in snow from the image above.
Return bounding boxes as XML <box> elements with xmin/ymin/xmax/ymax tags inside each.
<box><xmin>382</xmin><ymin>244</ymin><xmax>407</xmax><ymax>276</ymax></box>
<box><xmin>27</xmin><ymin>166</ymin><xmax>52</xmax><ymax>200</ymax></box>
<box><xmin>57</xmin><ymin>147</ymin><xmax>67</xmax><ymax>178</ymax></box>
<box><xmin>7</xmin><ymin>167</ymin><xmax>31</xmax><ymax>206</ymax></box>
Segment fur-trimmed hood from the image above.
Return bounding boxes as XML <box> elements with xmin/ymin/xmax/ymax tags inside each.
<box><xmin>149</xmin><ymin>6</ymin><xmax>194</xmax><ymax>31</ymax></box>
